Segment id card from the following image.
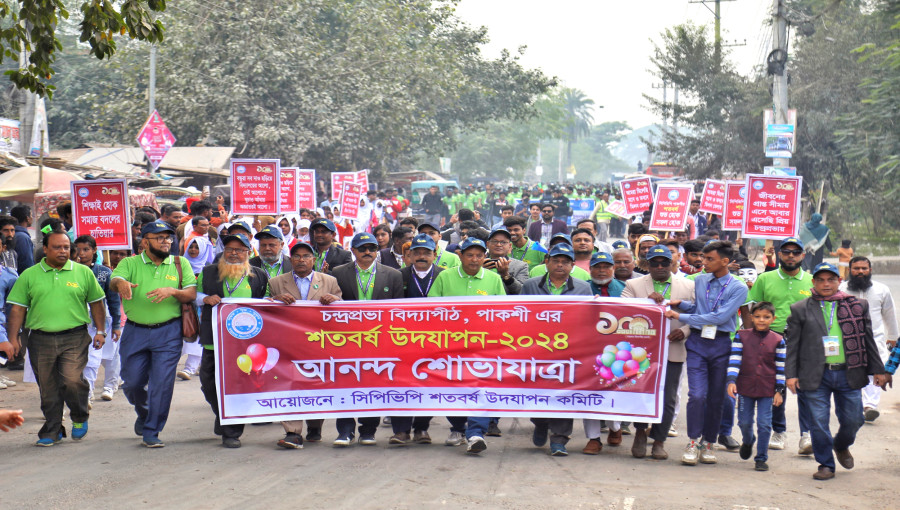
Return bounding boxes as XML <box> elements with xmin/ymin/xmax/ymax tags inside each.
<box><xmin>823</xmin><ymin>336</ymin><xmax>840</xmax><ymax>357</ymax></box>
<box><xmin>701</xmin><ymin>325</ymin><xmax>717</xmax><ymax>339</ymax></box>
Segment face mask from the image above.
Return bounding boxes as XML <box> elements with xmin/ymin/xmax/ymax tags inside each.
<box><xmin>738</xmin><ymin>267</ymin><xmax>758</xmax><ymax>283</ymax></box>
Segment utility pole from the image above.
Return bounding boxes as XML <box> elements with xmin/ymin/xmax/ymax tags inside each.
<box><xmin>688</xmin><ymin>0</ymin><xmax>737</xmax><ymax>69</ymax></box>
<box><xmin>149</xmin><ymin>45</ymin><xmax>157</xmax><ymax>115</ymax></box>
<box><xmin>651</xmin><ymin>81</ymin><xmax>669</xmax><ymax>132</ymax></box>
<box><xmin>772</xmin><ymin>0</ymin><xmax>790</xmax><ymax>169</ymax></box>
<box><xmin>673</xmin><ymin>84</ymin><xmax>679</xmax><ymax>133</ymax></box>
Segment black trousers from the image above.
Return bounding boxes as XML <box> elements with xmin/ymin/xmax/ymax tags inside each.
<box><xmin>336</xmin><ymin>417</ymin><xmax>380</xmax><ymax>437</ymax></box>
<box><xmin>391</xmin><ymin>416</ymin><xmax>432</xmax><ymax>434</ymax></box>
<box><xmin>635</xmin><ymin>360</ymin><xmax>683</xmax><ymax>443</ymax></box>
<box><xmin>200</xmin><ymin>349</ymin><xmax>244</xmax><ymax>439</ymax></box>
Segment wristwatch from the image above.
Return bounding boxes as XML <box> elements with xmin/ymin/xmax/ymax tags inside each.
<box><xmin>97</xmin><ymin>330</ymin><xmax>108</xmax><ymax>337</ymax></box>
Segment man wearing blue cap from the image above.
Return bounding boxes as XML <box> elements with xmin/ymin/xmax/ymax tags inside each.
<box><xmin>111</xmin><ymin>221</ymin><xmax>198</xmax><ymax>448</ymax></box>
<box><xmin>622</xmin><ymin>245</ymin><xmax>695</xmax><ymax>460</ymax></box>
<box><xmin>269</xmin><ymin>240</ymin><xmax>342</xmax><ymax>449</ymax></box>
<box><xmin>484</xmin><ymin>227</ymin><xmax>529</xmax><ymax>295</ymax></box>
<box><xmin>785</xmin><ymin>262</ymin><xmax>888</xmax><ymax>480</ymax></box>
<box><xmin>529</xmin><ymin>233</ymin><xmax>591</xmax><ymax>281</ymax></box>
<box><xmin>331</xmin><ymin>232</ymin><xmax>404</xmax><ymax>447</ymax></box>
<box><xmin>251</xmin><ymin>225</ymin><xmax>291</xmax><ymax>278</ymax></box>
<box><xmin>743</xmin><ymin>236</ymin><xmax>813</xmax><ymax>453</ymax></box>
<box><xmin>310</xmin><ymin>218</ymin><xmax>352</xmax><ymax>274</ymax></box>
<box><xmin>588</xmin><ymin>252</ymin><xmax>625</xmax><ymax>297</ymax></box>
<box><xmin>428</xmin><ymin>237</ymin><xmax>506</xmax><ymax>454</ymax></box>
<box><xmin>417</xmin><ymin>222</ymin><xmax>460</xmax><ymax>269</ymax></box>
<box><xmin>196</xmin><ymin>233</ymin><xmax>270</xmax><ymax>448</ymax></box>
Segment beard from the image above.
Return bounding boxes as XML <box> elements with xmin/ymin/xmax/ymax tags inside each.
<box><xmin>592</xmin><ymin>276</ymin><xmax>613</xmax><ymax>286</ymax></box>
<box><xmin>146</xmin><ymin>244</ymin><xmax>170</xmax><ymax>260</ymax></box>
<box><xmin>780</xmin><ymin>259</ymin><xmax>802</xmax><ymax>272</ymax></box>
<box><xmin>260</xmin><ymin>253</ymin><xmax>281</xmax><ymax>265</ymax></box>
<box><xmin>847</xmin><ymin>273</ymin><xmax>873</xmax><ymax>291</ymax></box>
<box><xmin>2</xmin><ymin>236</ymin><xmax>13</xmax><ymax>251</ymax></box>
<box><xmin>218</xmin><ymin>258</ymin><xmax>249</xmax><ymax>281</ymax></box>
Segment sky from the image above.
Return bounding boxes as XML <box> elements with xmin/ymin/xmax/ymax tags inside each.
<box><xmin>454</xmin><ymin>0</ymin><xmax>774</xmax><ymax>130</ymax></box>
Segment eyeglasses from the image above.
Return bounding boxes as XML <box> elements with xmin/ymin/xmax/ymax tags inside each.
<box><xmin>780</xmin><ymin>249</ymin><xmax>803</xmax><ymax>256</ymax></box>
<box><xmin>488</xmin><ymin>240</ymin><xmax>510</xmax><ymax>246</ymax></box>
<box><xmin>355</xmin><ymin>245</ymin><xmax>378</xmax><ymax>253</ymax></box>
<box><xmin>291</xmin><ymin>254</ymin><xmax>315</xmax><ymax>261</ymax></box>
<box><xmin>648</xmin><ymin>259</ymin><xmax>671</xmax><ymax>268</ymax></box>
<box><xmin>223</xmin><ymin>247</ymin><xmax>249</xmax><ymax>254</ymax></box>
<box><xmin>146</xmin><ymin>236</ymin><xmax>174</xmax><ymax>244</ymax></box>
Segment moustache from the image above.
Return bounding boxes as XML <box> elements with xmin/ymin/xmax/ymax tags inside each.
<box><xmin>416</xmin><ymin>259</ymin><xmax>429</xmax><ymax>264</ymax></box>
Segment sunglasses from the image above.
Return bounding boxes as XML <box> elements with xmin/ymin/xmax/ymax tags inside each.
<box><xmin>355</xmin><ymin>245</ymin><xmax>378</xmax><ymax>253</ymax></box>
<box><xmin>648</xmin><ymin>259</ymin><xmax>671</xmax><ymax>268</ymax></box>
<box><xmin>780</xmin><ymin>249</ymin><xmax>803</xmax><ymax>256</ymax></box>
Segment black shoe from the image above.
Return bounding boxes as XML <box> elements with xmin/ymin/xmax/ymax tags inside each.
<box><xmin>214</xmin><ymin>421</ymin><xmax>223</xmax><ymax>436</ymax></box>
<box><xmin>739</xmin><ymin>443</ymin><xmax>752</xmax><ymax>460</ymax></box>
<box><xmin>306</xmin><ymin>427</ymin><xmax>322</xmax><ymax>442</ymax></box>
<box><xmin>6</xmin><ymin>359</ymin><xmax>24</xmax><ymax>371</ymax></box>
<box><xmin>486</xmin><ymin>422</ymin><xmax>502</xmax><ymax>437</ymax></box>
<box><xmin>277</xmin><ymin>433</ymin><xmax>304</xmax><ymax>449</ymax></box>
<box><xmin>223</xmin><ymin>437</ymin><xmax>242</xmax><ymax>448</ymax></box>
<box><xmin>134</xmin><ymin>417</ymin><xmax>145</xmax><ymax>437</ymax></box>
<box><xmin>532</xmin><ymin>425</ymin><xmax>549</xmax><ymax>447</ymax></box>
<box><xmin>718</xmin><ymin>434</ymin><xmax>740</xmax><ymax>451</ymax></box>
<box><xmin>755</xmin><ymin>461</ymin><xmax>769</xmax><ymax>471</ymax></box>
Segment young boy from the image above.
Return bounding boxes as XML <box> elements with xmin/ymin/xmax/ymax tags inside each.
<box><xmin>726</xmin><ymin>301</ymin><xmax>785</xmax><ymax>471</ymax></box>
<box><xmin>830</xmin><ymin>240</ymin><xmax>853</xmax><ymax>279</ymax></box>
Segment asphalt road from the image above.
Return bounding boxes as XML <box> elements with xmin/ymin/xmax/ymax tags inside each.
<box><xmin>1</xmin><ymin>276</ymin><xmax>898</xmax><ymax>510</ymax></box>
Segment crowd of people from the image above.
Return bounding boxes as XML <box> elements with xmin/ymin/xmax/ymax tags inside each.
<box><xmin>0</xmin><ymin>180</ymin><xmax>897</xmax><ymax>482</ymax></box>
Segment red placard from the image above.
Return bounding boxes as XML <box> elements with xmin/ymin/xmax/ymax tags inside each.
<box><xmin>338</xmin><ymin>182</ymin><xmax>363</xmax><ymax>220</ymax></box>
<box><xmin>605</xmin><ymin>200</ymin><xmax>628</xmax><ymax>218</ymax></box>
<box><xmin>279</xmin><ymin>168</ymin><xmax>298</xmax><ymax>213</ymax></box>
<box><xmin>723</xmin><ymin>180</ymin><xmax>746</xmax><ymax>231</ymax></box>
<box><xmin>136</xmin><ymin>110</ymin><xmax>176</xmax><ymax>170</ymax></box>
<box><xmin>231</xmin><ymin>159</ymin><xmax>280</xmax><ymax>215</ymax></box>
<box><xmin>699</xmin><ymin>179</ymin><xmax>726</xmax><ymax>215</ymax></box>
<box><xmin>618</xmin><ymin>177</ymin><xmax>654</xmax><ymax>215</ymax></box>
<box><xmin>649</xmin><ymin>184</ymin><xmax>693</xmax><ymax>231</ymax></box>
<box><xmin>212</xmin><ymin>297</ymin><xmax>669</xmax><ymax>424</ymax></box>
<box><xmin>70</xmin><ymin>179</ymin><xmax>131</xmax><ymax>250</ymax></box>
<box><xmin>741</xmin><ymin>174</ymin><xmax>803</xmax><ymax>239</ymax></box>
<box><xmin>297</xmin><ymin>169</ymin><xmax>316</xmax><ymax>210</ymax></box>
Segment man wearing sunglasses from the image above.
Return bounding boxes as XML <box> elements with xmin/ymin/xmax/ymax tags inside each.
<box><xmin>743</xmin><ymin>236</ymin><xmax>814</xmax><ymax>454</ymax></box>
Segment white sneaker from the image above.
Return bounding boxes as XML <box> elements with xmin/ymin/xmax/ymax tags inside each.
<box><xmin>0</xmin><ymin>380</ymin><xmax>7</xmax><ymax>389</ymax></box>
<box><xmin>445</xmin><ymin>431</ymin><xmax>465</xmax><ymax>446</ymax></box>
<box><xmin>699</xmin><ymin>441</ymin><xmax>717</xmax><ymax>464</ymax></box>
<box><xmin>798</xmin><ymin>433</ymin><xmax>813</xmax><ymax>455</ymax></box>
<box><xmin>682</xmin><ymin>439</ymin><xmax>700</xmax><ymax>465</ymax></box>
<box><xmin>768</xmin><ymin>431</ymin><xmax>786</xmax><ymax>450</ymax></box>
<box><xmin>466</xmin><ymin>436</ymin><xmax>487</xmax><ymax>454</ymax></box>
<box><xmin>0</xmin><ymin>374</ymin><xmax>16</xmax><ymax>387</ymax></box>
<box><xmin>176</xmin><ymin>370</ymin><xmax>192</xmax><ymax>381</ymax></box>
<box><xmin>668</xmin><ymin>426</ymin><xmax>678</xmax><ymax>437</ymax></box>
<box><xmin>101</xmin><ymin>388</ymin><xmax>114</xmax><ymax>401</ymax></box>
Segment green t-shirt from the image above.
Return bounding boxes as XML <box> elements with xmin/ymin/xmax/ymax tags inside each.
<box><xmin>261</xmin><ymin>259</ymin><xmax>288</xmax><ymax>279</ymax></box>
<box><xmin>435</xmin><ymin>249</ymin><xmax>461</xmax><ymax>269</ymax></box>
<box><xmin>822</xmin><ymin>301</ymin><xmax>845</xmax><ymax>363</ymax></box>
<box><xmin>428</xmin><ymin>266</ymin><xmax>506</xmax><ymax>297</ymax></box>
<box><xmin>355</xmin><ymin>265</ymin><xmax>376</xmax><ymax>300</ymax></box>
<box><xmin>653</xmin><ymin>277</ymin><xmax>673</xmax><ymax>299</ymax></box>
<box><xmin>746</xmin><ymin>268</ymin><xmax>813</xmax><ymax>333</ymax></box>
<box><xmin>547</xmin><ymin>280</ymin><xmax>567</xmax><ymax>295</ymax></box>
<box><xmin>111</xmin><ymin>253</ymin><xmax>197</xmax><ymax>325</ymax></box>
<box><xmin>8</xmin><ymin>259</ymin><xmax>105</xmax><ymax>332</ymax></box>
<box><xmin>529</xmin><ymin>263</ymin><xmax>591</xmax><ymax>281</ymax></box>
<box><xmin>510</xmin><ymin>241</ymin><xmax>547</xmax><ymax>271</ymax></box>
<box><xmin>196</xmin><ymin>271</ymin><xmax>254</xmax><ymax>299</ymax></box>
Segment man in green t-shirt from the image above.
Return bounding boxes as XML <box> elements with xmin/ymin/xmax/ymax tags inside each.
<box><xmin>111</xmin><ymin>221</ymin><xmax>197</xmax><ymax>448</ymax></box>
<box><xmin>6</xmin><ymin>229</ymin><xmax>107</xmax><ymax>446</ymax></box>
<box><xmin>418</xmin><ymin>222</ymin><xmax>460</xmax><ymax>269</ymax></box>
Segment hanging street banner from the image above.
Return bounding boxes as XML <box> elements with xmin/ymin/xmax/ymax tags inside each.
<box><xmin>297</xmin><ymin>169</ymin><xmax>317</xmax><ymax>210</ymax></box>
<box><xmin>70</xmin><ymin>179</ymin><xmax>132</xmax><ymax>250</ymax></box>
<box><xmin>0</xmin><ymin>118</ymin><xmax>21</xmax><ymax>155</ymax></box>
<box><xmin>618</xmin><ymin>177</ymin><xmax>654</xmax><ymax>215</ymax></box>
<box><xmin>338</xmin><ymin>181</ymin><xmax>364</xmax><ymax>220</ymax></box>
<box><xmin>279</xmin><ymin>168</ymin><xmax>298</xmax><ymax>214</ymax></box>
<box><xmin>212</xmin><ymin>297</ymin><xmax>670</xmax><ymax>424</ymax></box>
<box><xmin>604</xmin><ymin>199</ymin><xmax>628</xmax><ymax>219</ymax></box>
<box><xmin>763</xmin><ymin>166</ymin><xmax>797</xmax><ymax>177</ymax></box>
<box><xmin>330</xmin><ymin>169</ymin><xmax>369</xmax><ymax>201</ymax></box>
<box><xmin>230</xmin><ymin>159</ymin><xmax>281</xmax><ymax>215</ymax></box>
<box><xmin>568</xmin><ymin>199</ymin><xmax>596</xmax><ymax>226</ymax></box>
<box><xmin>136</xmin><ymin>110</ymin><xmax>176</xmax><ymax>170</ymax></box>
<box><xmin>699</xmin><ymin>179</ymin><xmax>726</xmax><ymax>216</ymax></box>
<box><xmin>765</xmin><ymin>124</ymin><xmax>794</xmax><ymax>159</ymax></box>
<box><xmin>723</xmin><ymin>180</ymin><xmax>747</xmax><ymax>231</ymax></box>
<box><xmin>649</xmin><ymin>184</ymin><xmax>693</xmax><ymax>232</ymax></box>
<box><xmin>742</xmin><ymin>174</ymin><xmax>803</xmax><ymax>239</ymax></box>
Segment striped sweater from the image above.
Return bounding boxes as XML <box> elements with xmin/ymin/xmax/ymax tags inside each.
<box><xmin>727</xmin><ymin>328</ymin><xmax>786</xmax><ymax>397</ymax></box>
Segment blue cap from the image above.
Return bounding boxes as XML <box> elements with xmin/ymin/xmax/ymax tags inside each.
<box><xmin>310</xmin><ymin>218</ymin><xmax>336</xmax><ymax>233</ymax></box>
<box><xmin>229</xmin><ymin>221</ymin><xmax>252</xmax><ymax>235</ymax></box>
<box><xmin>459</xmin><ymin>238</ymin><xmax>487</xmax><ymax>252</ymax></box>
<box><xmin>488</xmin><ymin>226</ymin><xmax>511</xmax><ymax>240</ymax></box>
<box><xmin>645</xmin><ymin>245</ymin><xmax>673</xmax><ymax>260</ymax></box>
<box><xmin>289</xmin><ymin>241</ymin><xmax>317</xmax><ymax>256</ymax></box>
<box><xmin>550</xmin><ymin>233</ymin><xmax>572</xmax><ymax>245</ymax></box>
<box><xmin>410</xmin><ymin>233</ymin><xmax>436</xmax><ymax>251</ymax></box>
<box><xmin>141</xmin><ymin>221</ymin><xmax>175</xmax><ymax>236</ymax></box>
<box><xmin>612</xmin><ymin>240</ymin><xmax>629</xmax><ymax>250</ymax></box>
<box><xmin>813</xmin><ymin>262</ymin><xmax>840</xmax><ymax>277</ymax></box>
<box><xmin>351</xmin><ymin>232</ymin><xmax>379</xmax><ymax>249</ymax></box>
<box><xmin>547</xmin><ymin>243</ymin><xmax>575</xmax><ymax>260</ymax></box>
<box><xmin>590</xmin><ymin>251</ymin><xmax>614</xmax><ymax>267</ymax></box>
<box><xmin>781</xmin><ymin>236</ymin><xmax>804</xmax><ymax>249</ymax></box>
<box><xmin>221</xmin><ymin>233</ymin><xmax>252</xmax><ymax>250</ymax></box>
<box><xmin>417</xmin><ymin>222</ymin><xmax>440</xmax><ymax>233</ymax></box>
<box><xmin>254</xmin><ymin>225</ymin><xmax>284</xmax><ymax>241</ymax></box>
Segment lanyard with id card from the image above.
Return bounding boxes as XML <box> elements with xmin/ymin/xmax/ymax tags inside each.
<box><xmin>701</xmin><ymin>276</ymin><xmax>733</xmax><ymax>339</ymax></box>
<box><xmin>821</xmin><ymin>301</ymin><xmax>841</xmax><ymax>357</ymax></box>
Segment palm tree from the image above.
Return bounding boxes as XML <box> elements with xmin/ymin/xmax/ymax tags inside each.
<box><xmin>560</xmin><ymin>88</ymin><xmax>595</xmax><ymax>181</ymax></box>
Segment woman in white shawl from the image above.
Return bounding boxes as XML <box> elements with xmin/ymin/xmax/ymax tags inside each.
<box><xmin>184</xmin><ymin>236</ymin><xmax>215</xmax><ymax>275</ymax></box>
<box><xmin>275</xmin><ymin>214</ymin><xmax>302</xmax><ymax>257</ymax></box>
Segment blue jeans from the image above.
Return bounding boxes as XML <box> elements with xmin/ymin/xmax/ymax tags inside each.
<box><xmin>447</xmin><ymin>416</ymin><xmax>490</xmax><ymax>439</ymax></box>
<box><xmin>720</xmin><ymin>392</ymin><xmax>735</xmax><ymax>436</ymax></box>
<box><xmin>738</xmin><ymin>396</ymin><xmax>773</xmax><ymax>462</ymax></box>
<box><xmin>685</xmin><ymin>331</ymin><xmax>732</xmax><ymax>443</ymax></box>
<box><xmin>797</xmin><ymin>369</ymin><xmax>865</xmax><ymax>471</ymax></box>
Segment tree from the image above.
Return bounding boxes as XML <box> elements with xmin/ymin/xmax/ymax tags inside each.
<box><xmin>560</xmin><ymin>88</ymin><xmax>594</xmax><ymax>178</ymax></box>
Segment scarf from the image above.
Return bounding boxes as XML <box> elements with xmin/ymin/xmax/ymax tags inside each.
<box><xmin>811</xmin><ymin>289</ymin><xmax>868</xmax><ymax>370</ymax></box>
<box><xmin>275</xmin><ymin>215</ymin><xmax>296</xmax><ymax>257</ymax></box>
<box><xmin>185</xmin><ymin>236</ymin><xmax>215</xmax><ymax>274</ymax></box>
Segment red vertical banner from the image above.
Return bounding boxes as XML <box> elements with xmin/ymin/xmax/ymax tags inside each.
<box><xmin>355</xmin><ymin>169</ymin><xmax>369</xmax><ymax>194</ymax></box>
<box><xmin>231</xmin><ymin>159</ymin><xmax>281</xmax><ymax>215</ymax></box>
<box><xmin>649</xmin><ymin>184</ymin><xmax>693</xmax><ymax>231</ymax></box>
<box><xmin>618</xmin><ymin>177</ymin><xmax>654</xmax><ymax>215</ymax></box>
<box><xmin>279</xmin><ymin>168</ymin><xmax>298</xmax><ymax>213</ymax></box>
<box><xmin>70</xmin><ymin>179</ymin><xmax>132</xmax><ymax>250</ymax></box>
<box><xmin>338</xmin><ymin>182</ymin><xmax>363</xmax><ymax>220</ymax></box>
<box><xmin>330</xmin><ymin>170</ymin><xmax>368</xmax><ymax>201</ymax></box>
<box><xmin>723</xmin><ymin>180</ymin><xmax>746</xmax><ymax>231</ymax></box>
<box><xmin>741</xmin><ymin>174</ymin><xmax>803</xmax><ymax>239</ymax></box>
<box><xmin>699</xmin><ymin>179</ymin><xmax>726</xmax><ymax>215</ymax></box>
<box><xmin>297</xmin><ymin>169</ymin><xmax>317</xmax><ymax>210</ymax></box>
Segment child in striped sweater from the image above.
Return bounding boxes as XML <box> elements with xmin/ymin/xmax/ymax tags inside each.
<box><xmin>726</xmin><ymin>301</ymin><xmax>785</xmax><ymax>472</ymax></box>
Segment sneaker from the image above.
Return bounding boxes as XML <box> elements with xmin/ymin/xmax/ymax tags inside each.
<box><xmin>549</xmin><ymin>443</ymin><xmax>568</xmax><ymax>456</ymax></box>
<box><xmin>620</xmin><ymin>424</ymin><xmax>632</xmax><ymax>435</ymax></box>
<box><xmin>532</xmin><ymin>424</ymin><xmax>549</xmax><ymax>447</ymax></box>
<box><xmin>699</xmin><ymin>441</ymin><xmax>717</xmax><ymax>464</ymax></box>
<box><xmin>755</xmin><ymin>461</ymin><xmax>769</xmax><ymax>471</ymax></box>
<box><xmin>277</xmin><ymin>433</ymin><xmax>304</xmax><ymax>449</ymax></box>
<box><xmin>717</xmin><ymin>434</ymin><xmax>740</xmax><ymax>451</ymax></box>
<box><xmin>359</xmin><ymin>435</ymin><xmax>377</xmax><ymax>446</ymax></box>
<box><xmin>668</xmin><ymin>426</ymin><xmax>678</xmax><ymax>437</ymax></box>
<box><xmin>389</xmin><ymin>432</ymin><xmax>411</xmax><ymax>445</ymax></box>
<box><xmin>466</xmin><ymin>436</ymin><xmax>487</xmax><ymax>454</ymax></box>
<box><xmin>142</xmin><ymin>437</ymin><xmax>165</xmax><ymax>448</ymax></box>
<box><xmin>332</xmin><ymin>434</ymin><xmax>353</xmax><ymax>447</ymax></box>
<box><xmin>445</xmin><ymin>431</ymin><xmax>465</xmax><ymax>446</ymax></box>
<box><xmin>798</xmin><ymin>433</ymin><xmax>813</xmax><ymax>455</ymax></box>
<box><xmin>0</xmin><ymin>380</ymin><xmax>7</xmax><ymax>389</ymax></box>
<box><xmin>222</xmin><ymin>437</ymin><xmax>242</xmax><ymax>448</ymax></box>
<box><xmin>134</xmin><ymin>417</ymin><xmax>145</xmax><ymax>437</ymax></box>
<box><xmin>101</xmin><ymin>388</ymin><xmax>114</xmax><ymax>401</ymax></box>
<box><xmin>0</xmin><ymin>374</ymin><xmax>16</xmax><ymax>387</ymax></box>
<box><xmin>682</xmin><ymin>439</ymin><xmax>700</xmax><ymax>465</ymax></box>
<box><xmin>864</xmin><ymin>407</ymin><xmax>880</xmax><ymax>422</ymax></box>
<box><xmin>35</xmin><ymin>432</ymin><xmax>64</xmax><ymax>447</ymax></box>
<box><xmin>740</xmin><ymin>443</ymin><xmax>752</xmax><ymax>460</ymax></box>
<box><xmin>382</xmin><ymin>417</ymin><xmax>391</xmax><ymax>426</ymax></box>
<box><xmin>486</xmin><ymin>421</ymin><xmax>502</xmax><ymax>437</ymax></box>
<box><xmin>600</xmin><ymin>423</ymin><xmax>610</xmax><ymax>434</ymax></box>
<box><xmin>72</xmin><ymin>421</ymin><xmax>88</xmax><ymax>440</ymax></box>
<box><xmin>582</xmin><ymin>438</ymin><xmax>603</xmax><ymax>455</ymax></box>
<box><xmin>176</xmin><ymin>370</ymin><xmax>192</xmax><ymax>381</ymax></box>
<box><xmin>87</xmin><ymin>396</ymin><xmax>93</xmax><ymax>410</ymax></box>
<box><xmin>413</xmin><ymin>430</ymin><xmax>432</xmax><ymax>444</ymax></box>
<box><xmin>769</xmin><ymin>432</ymin><xmax>786</xmax><ymax>450</ymax></box>
<box><xmin>306</xmin><ymin>427</ymin><xmax>322</xmax><ymax>442</ymax></box>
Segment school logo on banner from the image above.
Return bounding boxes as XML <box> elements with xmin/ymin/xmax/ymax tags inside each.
<box><xmin>226</xmin><ymin>307</ymin><xmax>264</xmax><ymax>340</ymax></box>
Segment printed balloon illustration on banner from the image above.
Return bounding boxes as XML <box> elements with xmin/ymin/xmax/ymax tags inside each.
<box><xmin>235</xmin><ymin>344</ymin><xmax>281</xmax><ymax>388</ymax></box>
<box><xmin>593</xmin><ymin>340</ymin><xmax>653</xmax><ymax>387</ymax></box>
